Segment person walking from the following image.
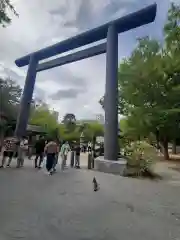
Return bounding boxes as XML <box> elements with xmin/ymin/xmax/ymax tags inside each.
<box><xmin>34</xmin><ymin>136</ymin><xmax>45</xmax><ymax>168</ymax></box>
<box><xmin>16</xmin><ymin>137</ymin><xmax>28</xmax><ymax>168</ymax></box>
<box><xmin>60</xmin><ymin>141</ymin><xmax>70</xmax><ymax>170</ymax></box>
<box><xmin>52</xmin><ymin>141</ymin><xmax>60</xmax><ymax>172</ymax></box>
<box><xmin>82</xmin><ymin>144</ymin><xmax>86</xmax><ymax>153</ymax></box>
<box><xmin>44</xmin><ymin>139</ymin><xmax>59</xmax><ymax>175</ymax></box>
<box><xmin>0</xmin><ymin>137</ymin><xmax>17</xmax><ymax>168</ymax></box>
<box><xmin>75</xmin><ymin>143</ymin><xmax>81</xmax><ymax>169</ymax></box>
<box><xmin>28</xmin><ymin>136</ymin><xmax>33</xmax><ymax>160</ymax></box>
<box><xmin>88</xmin><ymin>141</ymin><xmax>92</xmax><ymax>152</ymax></box>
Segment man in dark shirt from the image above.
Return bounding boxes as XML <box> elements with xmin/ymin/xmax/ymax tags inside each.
<box><xmin>75</xmin><ymin>143</ymin><xmax>81</xmax><ymax>168</ymax></box>
<box><xmin>34</xmin><ymin>136</ymin><xmax>45</xmax><ymax>168</ymax></box>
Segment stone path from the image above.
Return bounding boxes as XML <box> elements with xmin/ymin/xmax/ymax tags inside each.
<box><xmin>0</xmin><ymin>155</ymin><xmax>180</xmax><ymax>239</ymax></box>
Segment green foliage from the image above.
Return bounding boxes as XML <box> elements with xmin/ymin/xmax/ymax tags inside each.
<box><xmin>58</xmin><ymin>123</ymin><xmax>80</xmax><ymax>142</ymax></box>
<box><xmin>0</xmin><ymin>0</ymin><xmax>18</xmax><ymax>27</ymax></box>
<box><xmin>125</xmin><ymin>141</ymin><xmax>158</xmax><ymax>177</ymax></box>
<box><xmin>0</xmin><ymin>77</ymin><xmax>22</xmax><ymax>120</ymax></box>
<box><xmin>30</xmin><ymin>110</ymin><xmax>104</xmax><ymax>142</ymax></box>
<box><xmin>62</xmin><ymin>113</ymin><xmax>76</xmax><ymax>133</ymax></box>
<box><xmin>62</xmin><ymin>113</ymin><xmax>76</xmax><ymax>124</ymax></box>
<box><xmin>164</xmin><ymin>3</ymin><xmax>180</xmax><ymax>51</ymax></box>
<box><xmin>29</xmin><ymin>104</ymin><xmax>59</xmax><ymax>136</ymax></box>
<box><xmin>118</xmin><ymin>27</ymin><xmax>180</xmax><ymax>159</ymax></box>
<box><xmin>120</xmin><ymin>117</ymin><xmax>142</xmax><ymax>141</ymax></box>
<box><xmin>63</xmin><ymin>131</ymin><xmax>80</xmax><ymax>142</ymax></box>
<box><xmin>82</xmin><ymin>122</ymin><xmax>104</xmax><ymax>140</ymax></box>
<box><xmin>59</xmin><ymin>121</ymin><xmax>104</xmax><ymax>143</ymax></box>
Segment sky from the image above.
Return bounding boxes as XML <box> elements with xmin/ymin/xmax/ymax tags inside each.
<box><xmin>0</xmin><ymin>0</ymin><xmax>179</xmax><ymax>121</ymax></box>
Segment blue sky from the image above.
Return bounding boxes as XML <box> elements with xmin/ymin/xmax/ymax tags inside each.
<box><xmin>0</xmin><ymin>0</ymin><xmax>178</xmax><ymax>120</ymax></box>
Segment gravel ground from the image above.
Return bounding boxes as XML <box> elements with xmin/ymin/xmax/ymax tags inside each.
<box><xmin>0</xmin><ymin>156</ymin><xmax>180</xmax><ymax>240</ymax></box>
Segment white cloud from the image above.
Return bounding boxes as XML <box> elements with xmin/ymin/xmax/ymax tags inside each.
<box><xmin>0</xmin><ymin>0</ymin><xmax>174</xmax><ymax>120</ymax></box>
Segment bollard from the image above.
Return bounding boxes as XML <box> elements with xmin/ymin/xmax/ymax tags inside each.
<box><xmin>70</xmin><ymin>151</ymin><xmax>75</xmax><ymax>167</ymax></box>
<box><xmin>91</xmin><ymin>151</ymin><xmax>94</xmax><ymax>169</ymax></box>
<box><xmin>88</xmin><ymin>153</ymin><xmax>92</xmax><ymax>169</ymax></box>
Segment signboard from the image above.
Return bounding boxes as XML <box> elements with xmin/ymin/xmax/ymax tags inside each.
<box><xmin>26</xmin><ymin>125</ymin><xmax>45</xmax><ymax>133</ymax></box>
<box><xmin>96</xmin><ymin>136</ymin><xmax>104</xmax><ymax>143</ymax></box>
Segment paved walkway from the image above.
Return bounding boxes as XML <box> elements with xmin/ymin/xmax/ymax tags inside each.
<box><xmin>0</xmin><ymin>155</ymin><xmax>180</xmax><ymax>239</ymax></box>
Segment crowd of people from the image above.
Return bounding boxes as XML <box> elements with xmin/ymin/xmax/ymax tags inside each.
<box><xmin>0</xmin><ymin>135</ymin><xmax>86</xmax><ymax>175</ymax></box>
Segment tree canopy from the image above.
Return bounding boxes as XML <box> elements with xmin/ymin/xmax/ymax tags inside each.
<box><xmin>0</xmin><ymin>77</ymin><xmax>22</xmax><ymax>120</ymax></box>
<box><xmin>29</xmin><ymin>104</ymin><xmax>59</xmax><ymax>134</ymax></box>
<box><xmin>0</xmin><ymin>0</ymin><xmax>18</xmax><ymax>27</ymax></box>
<box><xmin>81</xmin><ymin>121</ymin><xmax>104</xmax><ymax>141</ymax></box>
<box><xmin>62</xmin><ymin>113</ymin><xmax>76</xmax><ymax>124</ymax></box>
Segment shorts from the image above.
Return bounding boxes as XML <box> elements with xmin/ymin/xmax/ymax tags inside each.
<box><xmin>3</xmin><ymin>151</ymin><xmax>14</xmax><ymax>158</ymax></box>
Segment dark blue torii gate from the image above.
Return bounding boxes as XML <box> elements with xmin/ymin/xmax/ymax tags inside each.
<box><xmin>15</xmin><ymin>4</ymin><xmax>157</xmax><ymax>161</ymax></box>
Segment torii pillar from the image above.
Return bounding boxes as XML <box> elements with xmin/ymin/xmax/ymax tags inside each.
<box><xmin>104</xmin><ymin>24</ymin><xmax>118</xmax><ymax>160</ymax></box>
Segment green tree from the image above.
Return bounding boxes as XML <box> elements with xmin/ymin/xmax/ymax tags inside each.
<box><xmin>58</xmin><ymin>123</ymin><xmax>80</xmax><ymax>142</ymax></box>
<box><xmin>82</xmin><ymin>121</ymin><xmax>104</xmax><ymax>148</ymax></box>
<box><xmin>29</xmin><ymin>104</ymin><xmax>59</xmax><ymax>136</ymax></box>
<box><xmin>0</xmin><ymin>77</ymin><xmax>22</xmax><ymax>120</ymax></box>
<box><xmin>164</xmin><ymin>3</ymin><xmax>180</xmax><ymax>51</ymax></box>
<box><xmin>88</xmin><ymin>122</ymin><xmax>104</xmax><ymax>137</ymax></box>
<box><xmin>163</xmin><ymin>2</ymin><xmax>180</xmax><ymax>153</ymax></box>
<box><xmin>62</xmin><ymin>113</ymin><xmax>76</xmax><ymax>124</ymax></box>
<box><xmin>0</xmin><ymin>0</ymin><xmax>18</xmax><ymax>27</ymax></box>
<box><xmin>62</xmin><ymin>113</ymin><xmax>76</xmax><ymax>132</ymax></box>
<box><xmin>118</xmin><ymin>35</ymin><xmax>180</xmax><ymax>160</ymax></box>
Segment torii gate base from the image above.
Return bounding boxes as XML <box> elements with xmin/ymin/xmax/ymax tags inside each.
<box><xmin>15</xmin><ymin>4</ymin><xmax>156</xmax><ymax>174</ymax></box>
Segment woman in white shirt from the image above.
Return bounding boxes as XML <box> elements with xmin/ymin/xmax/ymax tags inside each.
<box><xmin>17</xmin><ymin>137</ymin><xmax>28</xmax><ymax>168</ymax></box>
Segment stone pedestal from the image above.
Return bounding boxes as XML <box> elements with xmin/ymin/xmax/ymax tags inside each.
<box><xmin>94</xmin><ymin>156</ymin><xmax>127</xmax><ymax>176</ymax></box>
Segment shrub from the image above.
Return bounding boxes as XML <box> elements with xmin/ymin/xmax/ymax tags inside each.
<box><xmin>124</xmin><ymin>141</ymin><xmax>159</xmax><ymax>177</ymax></box>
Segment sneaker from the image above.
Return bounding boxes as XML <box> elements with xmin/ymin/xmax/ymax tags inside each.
<box><xmin>6</xmin><ymin>165</ymin><xmax>10</xmax><ymax>168</ymax></box>
<box><xmin>0</xmin><ymin>165</ymin><xmax>4</xmax><ymax>168</ymax></box>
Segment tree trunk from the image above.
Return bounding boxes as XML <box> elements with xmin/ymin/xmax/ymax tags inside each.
<box><xmin>155</xmin><ymin>130</ymin><xmax>160</xmax><ymax>150</ymax></box>
<box><xmin>162</xmin><ymin>137</ymin><xmax>169</xmax><ymax>160</ymax></box>
<box><xmin>172</xmin><ymin>139</ymin><xmax>176</xmax><ymax>154</ymax></box>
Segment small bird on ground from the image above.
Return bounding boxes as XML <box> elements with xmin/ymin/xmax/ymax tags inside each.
<box><xmin>93</xmin><ymin>177</ymin><xmax>100</xmax><ymax>191</ymax></box>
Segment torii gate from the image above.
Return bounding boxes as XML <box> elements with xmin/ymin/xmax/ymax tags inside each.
<box><xmin>15</xmin><ymin>4</ymin><xmax>157</xmax><ymax>161</ymax></box>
